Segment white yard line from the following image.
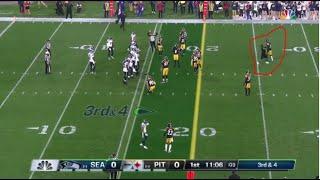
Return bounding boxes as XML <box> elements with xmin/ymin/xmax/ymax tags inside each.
<box><xmin>300</xmin><ymin>23</ymin><xmax>319</xmax><ymax>76</ymax></box>
<box><xmin>116</xmin><ymin>23</ymin><xmax>159</xmax><ymax>156</ymax></box>
<box><xmin>118</xmin><ymin>23</ymin><xmax>162</xmax><ymax>179</ymax></box>
<box><xmin>0</xmin><ymin>22</ymin><xmax>63</xmax><ymax>110</ymax></box>
<box><xmin>28</xmin><ymin>23</ymin><xmax>110</xmax><ymax>179</ymax></box>
<box><xmin>251</xmin><ymin>23</ymin><xmax>272</xmax><ymax>179</ymax></box>
<box><xmin>0</xmin><ymin>20</ymin><xmax>14</xmax><ymax>38</ymax></box>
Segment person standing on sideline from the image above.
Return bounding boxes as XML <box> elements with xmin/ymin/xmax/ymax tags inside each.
<box><xmin>103</xmin><ymin>1</ymin><xmax>110</xmax><ymax>18</ymax></box>
<box><xmin>187</xmin><ymin>0</ymin><xmax>193</xmax><ymax>14</ymax></box>
<box><xmin>157</xmin><ymin>1</ymin><xmax>164</xmax><ymax>18</ymax></box>
<box><xmin>44</xmin><ymin>49</ymin><xmax>51</xmax><ymax>74</ymax></box>
<box><xmin>107</xmin><ymin>153</ymin><xmax>118</xmax><ymax>179</ymax></box>
<box><xmin>150</xmin><ymin>1</ymin><xmax>156</xmax><ymax>14</ymax></box>
<box><xmin>65</xmin><ymin>1</ymin><xmax>73</xmax><ymax>19</ymax></box>
<box><xmin>120</xmin><ymin>12</ymin><xmax>126</xmax><ymax>31</ymax></box>
<box><xmin>24</xmin><ymin>1</ymin><xmax>31</xmax><ymax>15</ymax></box>
<box><xmin>18</xmin><ymin>0</ymin><xmax>24</xmax><ymax>13</ymax></box>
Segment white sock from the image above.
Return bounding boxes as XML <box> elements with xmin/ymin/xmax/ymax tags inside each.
<box><xmin>165</xmin><ymin>144</ymin><xmax>168</xmax><ymax>152</ymax></box>
<box><xmin>271</xmin><ymin>56</ymin><xmax>274</xmax><ymax>61</ymax></box>
<box><xmin>168</xmin><ymin>144</ymin><xmax>172</xmax><ymax>152</ymax></box>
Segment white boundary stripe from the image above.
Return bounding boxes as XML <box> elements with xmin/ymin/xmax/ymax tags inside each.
<box><xmin>251</xmin><ymin>23</ymin><xmax>272</xmax><ymax>179</ymax></box>
<box><xmin>0</xmin><ymin>22</ymin><xmax>63</xmax><ymax>110</ymax></box>
<box><xmin>119</xmin><ymin>23</ymin><xmax>162</xmax><ymax>179</ymax></box>
<box><xmin>0</xmin><ymin>17</ymin><xmax>318</xmax><ymax>24</ymax></box>
<box><xmin>116</xmin><ymin>23</ymin><xmax>158</xmax><ymax>156</ymax></box>
<box><xmin>0</xmin><ymin>20</ymin><xmax>14</xmax><ymax>38</ymax></box>
<box><xmin>28</xmin><ymin>23</ymin><xmax>110</xmax><ymax>179</ymax></box>
<box><xmin>300</xmin><ymin>23</ymin><xmax>319</xmax><ymax>76</ymax></box>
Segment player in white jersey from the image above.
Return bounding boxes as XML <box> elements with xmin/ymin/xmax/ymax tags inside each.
<box><xmin>106</xmin><ymin>37</ymin><xmax>114</xmax><ymax>60</ymax></box>
<box><xmin>130</xmin><ymin>48</ymin><xmax>140</xmax><ymax>75</ymax></box>
<box><xmin>140</xmin><ymin>120</ymin><xmax>149</xmax><ymax>149</ymax></box>
<box><xmin>88</xmin><ymin>51</ymin><xmax>95</xmax><ymax>74</ymax></box>
<box><xmin>122</xmin><ymin>58</ymin><xmax>129</xmax><ymax>84</ymax></box>
<box><xmin>44</xmin><ymin>49</ymin><xmax>51</xmax><ymax>74</ymax></box>
<box><xmin>131</xmin><ymin>32</ymin><xmax>136</xmax><ymax>42</ymax></box>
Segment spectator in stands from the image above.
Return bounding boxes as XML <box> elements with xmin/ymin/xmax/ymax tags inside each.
<box><xmin>18</xmin><ymin>0</ymin><xmax>24</xmax><ymax>13</ymax></box>
<box><xmin>24</xmin><ymin>1</ymin><xmax>31</xmax><ymax>15</ymax></box>
<box><xmin>223</xmin><ymin>1</ymin><xmax>230</xmax><ymax>18</ymax></box>
<box><xmin>208</xmin><ymin>1</ymin><xmax>214</xmax><ymax>19</ymax></box>
<box><xmin>173</xmin><ymin>1</ymin><xmax>178</xmax><ymax>13</ymax></box>
<box><xmin>150</xmin><ymin>1</ymin><xmax>156</xmax><ymax>14</ymax></box>
<box><xmin>103</xmin><ymin>1</ymin><xmax>110</xmax><ymax>18</ymax></box>
<box><xmin>187</xmin><ymin>0</ymin><xmax>193</xmax><ymax>14</ymax></box>
<box><xmin>56</xmin><ymin>1</ymin><xmax>64</xmax><ymax>16</ymax></box>
<box><xmin>76</xmin><ymin>2</ymin><xmax>82</xmax><ymax>13</ymax></box>
<box><xmin>198</xmin><ymin>1</ymin><xmax>203</xmax><ymax>19</ymax></box>
<box><xmin>228</xmin><ymin>171</ymin><xmax>240</xmax><ymax>179</ymax></box>
<box><xmin>179</xmin><ymin>1</ymin><xmax>186</xmax><ymax>14</ymax></box>
<box><xmin>65</xmin><ymin>1</ymin><xmax>73</xmax><ymax>19</ymax></box>
<box><xmin>157</xmin><ymin>1</ymin><xmax>164</xmax><ymax>18</ymax></box>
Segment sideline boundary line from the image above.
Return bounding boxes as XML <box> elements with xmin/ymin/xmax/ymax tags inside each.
<box><xmin>0</xmin><ymin>17</ymin><xmax>318</xmax><ymax>24</ymax></box>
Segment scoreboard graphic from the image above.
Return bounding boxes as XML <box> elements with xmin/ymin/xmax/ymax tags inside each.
<box><xmin>30</xmin><ymin>159</ymin><xmax>296</xmax><ymax>172</ymax></box>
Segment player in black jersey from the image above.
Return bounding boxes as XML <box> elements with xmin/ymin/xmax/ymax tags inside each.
<box><xmin>244</xmin><ymin>71</ymin><xmax>251</xmax><ymax>96</ymax></box>
<box><xmin>163</xmin><ymin>123</ymin><xmax>174</xmax><ymax>153</ymax></box>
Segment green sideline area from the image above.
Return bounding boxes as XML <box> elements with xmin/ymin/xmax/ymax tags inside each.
<box><xmin>0</xmin><ymin>20</ymin><xmax>318</xmax><ymax>179</ymax></box>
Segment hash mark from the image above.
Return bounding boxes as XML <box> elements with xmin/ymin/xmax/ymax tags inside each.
<box><xmin>222</xmin><ymin>93</ymin><xmax>224</xmax><ymax>96</ymax></box>
<box><xmin>311</xmin><ymin>94</ymin><xmax>314</xmax><ymax>98</ymax></box>
<box><xmin>298</xmin><ymin>94</ymin><xmax>301</xmax><ymax>97</ymax></box>
<box><xmin>272</xmin><ymin>93</ymin><xmax>275</xmax><ymax>97</ymax></box>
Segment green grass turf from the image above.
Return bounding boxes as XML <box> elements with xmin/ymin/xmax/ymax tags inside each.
<box><xmin>254</xmin><ymin>24</ymin><xmax>318</xmax><ymax>179</ymax></box>
<box><xmin>0</xmin><ymin>1</ymin><xmax>230</xmax><ymax>19</ymax></box>
<box><xmin>32</xmin><ymin>22</ymin><xmax>155</xmax><ymax>179</ymax></box>
<box><xmin>195</xmin><ymin>24</ymin><xmax>269</xmax><ymax>179</ymax></box>
<box><xmin>302</xmin><ymin>24</ymin><xmax>319</xmax><ymax>69</ymax></box>
<box><xmin>0</xmin><ymin>22</ymin><xmax>317</xmax><ymax>179</ymax></box>
<box><xmin>121</xmin><ymin>23</ymin><xmax>201</xmax><ymax>179</ymax></box>
<box><xmin>0</xmin><ymin>22</ymin><xmax>9</xmax><ymax>32</ymax></box>
<box><xmin>0</xmin><ymin>22</ymin><xmax>58</xmax><ymax>104</ymax></box>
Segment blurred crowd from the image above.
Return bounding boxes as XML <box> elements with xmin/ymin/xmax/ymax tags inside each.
<box><xmin>114</xmin><ymin>1</ymin><xmax>319</xmax><ymax>20</ymax></box>
<box><xmin>16</xmin><ymin>1</ymin><xmax>319</xmax><ymax>20</ymax></box>
<box><xmin>230</xmin><ymin>1</ymin><xmax>319</xmax><ymax>20</ymax></box>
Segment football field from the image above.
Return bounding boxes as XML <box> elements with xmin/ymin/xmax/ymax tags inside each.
<box><xmin>0</xmin><ymin>19</ymin><xmax>318</xmax><ymax>179</ymax></box>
